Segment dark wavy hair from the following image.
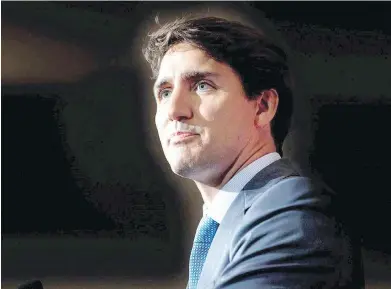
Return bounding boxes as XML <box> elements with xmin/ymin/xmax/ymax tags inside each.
<box><xmin>142</xmin><ymin>16</ymin><xmax>293</xmax><ymax>153</ymax></box>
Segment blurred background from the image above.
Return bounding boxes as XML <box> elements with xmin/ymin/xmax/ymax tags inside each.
<box><xmin>2</xmin><ymin>2</ymin><xmax>391</xmax><ymax>288</ymax></box>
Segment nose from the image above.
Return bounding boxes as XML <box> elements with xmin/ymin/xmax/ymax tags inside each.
<box><xmin>167</xmin><ymin>88</ymin><xmax>193</xmax><ymax>121</ymax></box>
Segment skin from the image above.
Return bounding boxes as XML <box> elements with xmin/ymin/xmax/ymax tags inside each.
<box><xmin>153</xmin><ymin>42</ymin><xmax>279</xmax><ymax>206</ymax></box>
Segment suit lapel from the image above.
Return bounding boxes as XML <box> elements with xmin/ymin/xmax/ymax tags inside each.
<box><xmin>196</xmin><ymin>158</ymin><xmax>300</xmax><ymax>289</ymax></box>
<box><xmin>243</xmin><ymin>158</ymin><xmax>300</xmax><ymax>210</ymax></box>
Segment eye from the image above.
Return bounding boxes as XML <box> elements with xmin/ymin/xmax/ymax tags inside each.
<box><xmin>159</xmin><ymin>88</ymin><xmax>172</xmax><ymax>100</ymax></box>
<box><xmin>195</xmin><ymin>81</ymin><xmax>213</xmax><ymax>93</ymax></box>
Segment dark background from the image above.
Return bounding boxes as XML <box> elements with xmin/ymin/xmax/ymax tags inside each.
<box><xmin>2</xmin><ymin>1</ymin><xmax>391</xmax><ymax>288</ymax></box>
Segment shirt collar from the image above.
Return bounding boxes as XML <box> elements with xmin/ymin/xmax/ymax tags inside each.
<box><xmin>203</xmin><ymin>152</ymin><xmax>281</xmax><ymax>223</ymax></box>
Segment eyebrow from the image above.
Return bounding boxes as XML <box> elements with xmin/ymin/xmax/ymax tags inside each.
<box><xmin>153</xmin><ymin>71</ymin><xmax>219</xmax><ymax>93</ymax></box>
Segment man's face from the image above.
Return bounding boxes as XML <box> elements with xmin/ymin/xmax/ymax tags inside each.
<box><xmin>154</xmin><ymin>43</ymin><xmax>259</xmax><ymax>183</ymax></box>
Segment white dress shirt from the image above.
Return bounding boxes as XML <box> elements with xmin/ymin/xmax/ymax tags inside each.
<box><xmin>203</xmin><ymin>152</ymin><xmax>281</xmax><ymax>223</ymax></box>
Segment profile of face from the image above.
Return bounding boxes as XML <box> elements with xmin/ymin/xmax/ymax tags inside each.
<box><xmin>153</xmin><ymin>43</ymin><xmax>263</xmax><ymax>185</ymax></box>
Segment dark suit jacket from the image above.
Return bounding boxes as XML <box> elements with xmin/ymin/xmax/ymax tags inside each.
<box><xmin>195</xmin><ymin>158</ymin><xmax>364</xmax><ymax>289</ymax></box>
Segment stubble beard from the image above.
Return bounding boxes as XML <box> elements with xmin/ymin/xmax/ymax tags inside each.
<box><xmin>165</xmin><ymin>143</ymin><xmax>232</xmax><ymax>185</ymax></box>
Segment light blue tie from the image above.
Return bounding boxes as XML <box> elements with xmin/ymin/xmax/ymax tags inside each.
<box><xmin>188</xmin><ymin>215</ymin><xmax>219</xmax><ymax>289</ymax></box>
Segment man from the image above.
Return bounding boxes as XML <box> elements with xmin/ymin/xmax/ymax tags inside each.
<box><xmin>142</xmin><ymin>16</ymin><xmax>363</xmax><ymax>289</ymax></box>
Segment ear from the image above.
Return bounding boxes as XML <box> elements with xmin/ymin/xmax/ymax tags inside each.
<box><xmin>254</xmin><ymin>89</ymin><xmax>279</xmax><ymax>128</ymax></box>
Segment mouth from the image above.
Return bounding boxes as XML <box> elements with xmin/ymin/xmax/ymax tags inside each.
<box><xmin>169</xmin><ymin>132</ymin><xmax>199</xmax><ymax>144</ymax></box>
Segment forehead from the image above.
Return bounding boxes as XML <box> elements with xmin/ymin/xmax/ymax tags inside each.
<box><xmin>157</xmin><ymin>43</ymin><xmax>223</xmax><ymax>79</ymax></box>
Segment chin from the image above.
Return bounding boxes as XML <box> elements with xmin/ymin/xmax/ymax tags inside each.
<box><xmin>169</xmin><ymin>161</ymin><xmax>217</xmax><ymax>184</ymax></box>
<box><xmin>169</xmin><ymin>162</ymin><xmax>193</xmax><ymax>178</ymax></box>
<box><xmin>166</xmin><ymin>158</ymin><xmax>195</xmax><ymax>178</ymax></box>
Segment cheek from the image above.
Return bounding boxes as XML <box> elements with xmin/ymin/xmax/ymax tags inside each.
<box><xmin>199</xmin><ymin>99</ymin><xmax>241</xmax><ymax>145</ymax></box>
<box><xmin>199</xmin><ymin>97</ymin><xmax>256</xmax><ymax>140</ymax></box>
<box><xmin>198</xmin><ymin>96</ymin><xmax>250</xmax><ymax>126</ymax></box>
<box><xmin>198</xmin><ymin>97</ymin><xmax>228</xmax><ymax>122</ymax></box>
<box><xmin>155</xmin><ymin>110</ymin><xmax>166</xmax><ymax>137</ymax></box>
<box><xmin>155</xmin><ymin>106</ymin><xmax>166</xmax><ymax>125</ymax></box>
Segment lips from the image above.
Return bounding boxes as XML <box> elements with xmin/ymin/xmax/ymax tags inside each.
<box><xmin>169</xmin><ymin>131</ymin><xmax>198</xmax><ymax>143</ymax></box>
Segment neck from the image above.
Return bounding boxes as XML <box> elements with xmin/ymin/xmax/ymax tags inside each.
<box><xmin>194</xmin><ymin>140</ymin><xmax>276</xmax><ymax>207</ymax></box>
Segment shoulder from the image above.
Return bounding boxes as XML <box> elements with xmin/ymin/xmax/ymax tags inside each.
<box><xmin>247</xmin><ymin>175</ymin><xmax>336</xmax><ymax>215</ymax></box>
<box><xmin>221</xmin><ymin>176</ymin><xmax>356</xmax><ymax>288</ymax></box>
<box><xmin>213</xmin><ymin>162</ymin><xmax>362</xmax><ymax>288</ymax></box>
<box><xmin>231</xmin><ymin>175</ymin><xmax>351</xmax><ymax>263</ymax></box>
